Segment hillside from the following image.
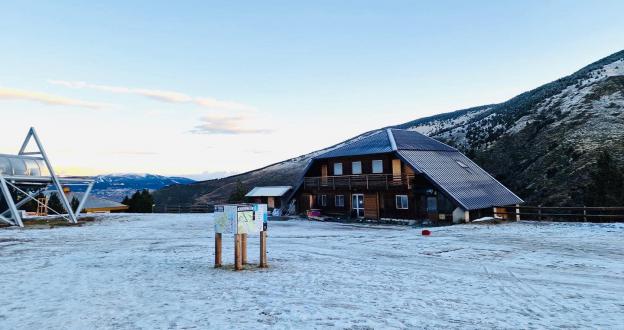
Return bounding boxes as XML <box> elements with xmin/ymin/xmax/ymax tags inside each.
<box><xmin>153</xmin><ymin>50</ymin><xmax>624</xmax><ymax>207</ymax></box>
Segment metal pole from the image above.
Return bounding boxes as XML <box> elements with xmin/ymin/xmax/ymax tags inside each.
<box><xmin>75</xmin><ymin>181</ymin><xmax>94</xmax><ymax>215</ymax></box>
<box><xmin>24</xmin><ymin>128</ymin><xmax>77</xmax><ymax>223</ymax></box>
<box><xmin>0</xmin><ymin>214</ymin><xmax>14</xmax><ymax>226</ymax></box>
<box><xmin>0</xmin><ymin>187</ymin><xmax>43</xmax><ymax>218</ymax></box>
<box><xmin>0</xmin><ymin>175</ymin><xmax>23</xmax><ymax>227</ymax></box>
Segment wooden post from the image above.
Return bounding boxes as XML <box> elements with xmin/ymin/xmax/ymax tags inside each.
<box><xmin>515</xmin><ymin>204</ymin><xmax>520</xmax><ymax>221</ymax></box>
<box><xmin>583</xmin><ymin>206</ymin><xmax>587</xmax><ymax>222</ymax></box>
<box><xmin>538</xmin><ymin>205</ymin><xmax>542</xmax><ymax>221</ymax></box>
<box><xmin>241</xmin><ymin>233</ymin><xmax>248</xmax><ymax>265</ymax></box>
<box><xmin>234</xmin><ymin>234</ymin><xmax>243</xmax><ymax>271</ymax></box>
<box><xmin>214</xmin><ymin>233</ymin><xmax>222</xmax><ymax>268</ymax></box>
<box><xmin>259</xmin><ymin>231</ymin><xmax>268</xmax><ymax>268</ymax></box>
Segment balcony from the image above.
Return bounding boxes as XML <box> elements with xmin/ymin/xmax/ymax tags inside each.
<box><xmin>303</xmin><ymin>174</ymin><xmax>414</xmax><ymax>190</ymax></box>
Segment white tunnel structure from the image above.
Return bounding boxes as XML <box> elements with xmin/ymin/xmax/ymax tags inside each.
<box><xmin>0</xmin><ymin>128</ymin><xmax>94</xmax><ymax>227</ymax></box>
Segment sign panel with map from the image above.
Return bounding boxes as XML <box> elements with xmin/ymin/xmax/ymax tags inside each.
<box><xmin>214</xmin><ymin>204</ymin><xmax>266</xmax><ymax>234</ymax></box>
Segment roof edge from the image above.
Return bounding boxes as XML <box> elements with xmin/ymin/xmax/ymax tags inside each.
<box><xmin>386</xmin><ymin>128</ymin><xmax>397</xmax><ymax>151</ymax></box>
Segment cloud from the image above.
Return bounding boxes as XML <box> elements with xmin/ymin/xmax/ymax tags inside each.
<box><xmin>175</xmin><ymin>170</ymin><xmax>239</xmax><ymax>181</ymax></box>
<box><xmin>109</xmin><ymin>151</ymin><xmax>159</xmax><ymax>156</ymax></box>
<box><xmin>190</xmin><ymin>114</ymin><xmax>273</xmax><ymax>135</ymax></box>
<box><xmin>0</xmin><ymin>87</ymin><xmax>108</xmax><ymax>109</ymax></box>
<box><xmin>49</xmin><ymin>80</ymin><xmax>254</xmax><ymax>111</ymax></box>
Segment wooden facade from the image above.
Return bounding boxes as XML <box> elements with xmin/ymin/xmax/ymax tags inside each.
<box><xmin>298</xmin><ymin>153</ymin><xmax>457</xmax><ymax>223</ymax></box>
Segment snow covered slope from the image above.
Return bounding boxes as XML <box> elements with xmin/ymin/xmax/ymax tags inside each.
<box><xmin>0</xmin><ymin>214</ymin><xmax>622</xmax><ymax>328</ymax></box>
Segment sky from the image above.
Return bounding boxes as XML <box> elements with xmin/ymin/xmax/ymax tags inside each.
<box><xmin>1</xmin><ymin>1</ymin><xmax>623</xmax><ymax>179</ymax></box>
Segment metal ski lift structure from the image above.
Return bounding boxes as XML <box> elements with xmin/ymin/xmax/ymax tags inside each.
<box><xmin>0</xmin><ymin>128</ymin><xmax>95</xmax><ymax>227</ymax></box>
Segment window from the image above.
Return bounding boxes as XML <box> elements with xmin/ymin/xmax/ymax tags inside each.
<box><xmin>455</xmin><ymin>160</ymin><xmax>468</xmax><ymax>168</ymax></box>
<box><xmin>319</xmin><ymin>194</ymin><xmax>327</xmax><ymax>207</ymax></box>
<box><xmin>372</xmin><ymin>160</ymin><xmax>383</xmax><ymax>174</ymax></box>
<box><xmin>352</xmin><ymin>161</ymin><xmax>362</xmax><ymax>175</ymax></box>
<box><xmin>395</xmin><ymin>195</ymin><xmax>408</xmax><ymax>209</ymax></box>
<box><xmin>334</xmin><ymin>162</ymin><xmax>343</xmax><ymax>175</ymax></box>
<box><xmin>24</xmin><ymin>159</ymin><xmax>40</xmax><ymax>176</ymax></box>
<box><xmin>9</xmin><ymin>158</ymin><xmax>27</xmax><ymax>175</ymax></box>
<box><xmin>335</xmin><ymin>195</ymin><xmax>345</xmax><ymax>207</ymax></box>
<box><xmin>454</xmin><ymin>159</ymin><xmax>473</xmax><ymax>174</ymax></box>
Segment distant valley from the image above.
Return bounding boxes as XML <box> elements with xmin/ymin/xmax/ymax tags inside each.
<box><xmin>73</xmin><ymin>174</ymin><xmax>195</xmax><ymax>201</ymax></box>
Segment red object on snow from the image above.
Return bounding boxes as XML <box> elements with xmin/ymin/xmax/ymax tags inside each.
<box><xmin>421</xmin><ymin>229</ymin><xmax>431</xmax><ymax>236</ymax></box>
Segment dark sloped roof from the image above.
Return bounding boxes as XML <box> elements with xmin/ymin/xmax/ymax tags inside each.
<box><xmin>390</xmin><ymin>129</ymin><xmax>456</xmax><ymax>151</ymax></box>
<box><xmin>45</xmin><ymin>191</ymin><xmax>128</xmax><ymax>210</ymax></box>
<box><xmin>315</xmin><ymin>130</ymin><xmax>393</xmax><ymax>159</ymax></box>
<box><xmin>71</xmin><ymin>192</ymin><xmax>129</xmax><ymax>210</ymax></box>
<box><xmin>305</xmin><ymin>128</ymin><xmax>523</xmax><ymax>210</ymax></box>
<box><xmin>397</xmin><ymin>150</ymin><xmax>523</xmax><ymax>210</ymax></box>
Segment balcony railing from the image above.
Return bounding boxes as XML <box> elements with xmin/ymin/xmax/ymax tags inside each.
<box><xmin>303</xmin><ymin>174</ymin><xmax>414</xmax><ymax>190</ymax></box>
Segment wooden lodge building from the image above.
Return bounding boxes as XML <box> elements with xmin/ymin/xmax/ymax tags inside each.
<box><xmin>293</xmin><ymin>129</ymin><xmax>523</xmax><ymax>224</ymax></box>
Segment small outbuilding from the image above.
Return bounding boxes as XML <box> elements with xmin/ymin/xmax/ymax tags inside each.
<box><xmin>245</xmin><ymin>186</ymin><xmax>292</xmax><ymax>210</ymax></box>
<box><xmin>46</xmin><ymin>187</ymin><xmax>129</xmax><ymax>214</ymax></box>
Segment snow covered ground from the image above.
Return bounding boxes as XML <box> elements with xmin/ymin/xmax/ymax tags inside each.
<box><xmin>1</xmin><ymin>214</ymin><xmax>623</xmax><ymax>329</ymax></box>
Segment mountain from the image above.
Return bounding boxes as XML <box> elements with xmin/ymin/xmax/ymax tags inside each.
<box><xmin>84</xmin><ymin>174</ymin><xmax>195</xmax><ymax>201</ymax></box>
<box><xmin>153</xmin><ymin>50</ymin><xmax>624</xmax><ymax>207</ymax></box>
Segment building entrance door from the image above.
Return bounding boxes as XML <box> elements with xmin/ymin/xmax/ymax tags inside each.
<box><xmin>427</xmin><ymin>196</ymin><xmax>438</xmax><ymax>222</ymax></box>
<box><xmin>352</xmin><ymin>194</ymin><xmax>364</xmax><ymax>218</ymax></box>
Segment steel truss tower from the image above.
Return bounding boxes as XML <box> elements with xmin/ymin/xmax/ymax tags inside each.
<box><xmin>0</xmin><ymin>128</ymin><xmax>94</xmax><ymax>227</ymax></box>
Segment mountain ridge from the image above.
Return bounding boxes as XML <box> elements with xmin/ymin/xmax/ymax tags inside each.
<box><xmin>73</xmin><ymin>174</ymin><xmax>195</xmax><ymax>202</ymax></box>
<box><xmin>153</xmin><ymin>50</ymin><xmax>624</xmax><ymax>207</ymax></box>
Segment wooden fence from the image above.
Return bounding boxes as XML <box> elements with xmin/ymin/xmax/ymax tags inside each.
<box><xmin>493</xmin><ymin>205</ymin><xmax>624</xmax><ymax>223</ymax></box>
<box><xmin>153</xmin><ymin>204</ymin><xmax>213</xmax><ymax>213</ymax></box>
<box><xmin>153</xmin><ymin>204</ymin><xmax>624</xmax><ymax>223</ymax></box>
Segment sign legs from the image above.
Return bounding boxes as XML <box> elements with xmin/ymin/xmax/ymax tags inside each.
<box><xmin>214</xmin><ymin>232</ymin><xmax>267</xmax><ymax>270</ymax></box>
<box><xmin>214</xmin><ymin>233</ymin><xmax>222</xmax><ymax>268</ymax></box>
<box><xmin>241</xmin><ymin>233</ymin><xmax>248</xmax><ymax>265</ymax></box>
<box><xmin>234</xmin><ymin>234</ymin><xmax>243</xmax><ymax>271</ymax></box>
<box><xmin>259</xmin><ymin>231</ymin><xmax>268</xmax><ymax>268</ymax></box>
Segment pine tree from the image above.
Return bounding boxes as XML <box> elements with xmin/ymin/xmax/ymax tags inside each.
<box><xmin>71</xmin><ymin>196</ymin><xmax>81</xmax><ymax>213</ymax></box>
<box><xmin>129</xmin><ymin>190</ymin><xmax>141</xmax><ymax>212</ymax></box>
<box><xmin>228</xmin><ymin>179</ymin><xmax>247</xmax><ymax>203</ymax></box>
<box><xmin>47</xmin><ymin>193</ymin><xmax>66</xmax><ymax>214</ymax></box>
<box><xmin>140</xmin><ymin>189</ymin><xmax>154</xmax><ymax>213</ymax></box>
<box><xmin>124</xmin><ymin>189</ymin><xmax>154</xmax><ymax>213</ymax></box>
<box><xmin>584</xmin><ymin>151</ymin><xmax>624</xmax><ymax>206</ymax></box>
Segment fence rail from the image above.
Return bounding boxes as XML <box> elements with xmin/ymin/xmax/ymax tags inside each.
<box><xmin>303</xmin><ymin>174</ymin><xmax>415</xmax><ymax>190</ymax></box>
<box><xmin>153</xmin><ymin>204</ymin><xmax>213</xmax><ymax>213</ymax></box>
<box><xmin>494</xmin><ymin>205</ymin><xmax>624</xmax><ymax>223</ymax></box>
<box><xmin>153</xmin><ymin>204</ymin><xmax>624</xmax><ymax>223</ymax></box>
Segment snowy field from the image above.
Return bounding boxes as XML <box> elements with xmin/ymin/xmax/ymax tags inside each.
<box><xmin>1</xmin><ymin>214</ymin><xmax>623</xmax><ymax>329</ymax></box>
